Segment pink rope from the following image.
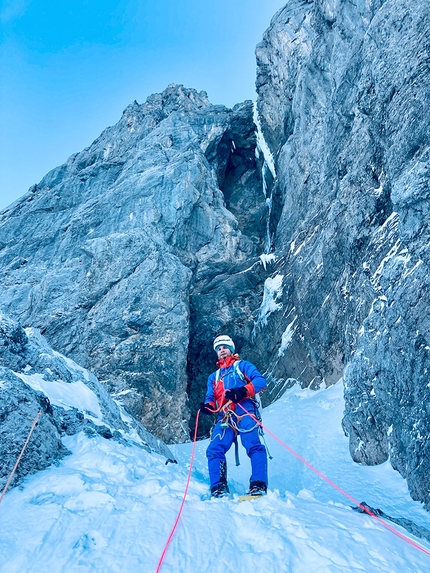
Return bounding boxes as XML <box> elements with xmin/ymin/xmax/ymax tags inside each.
<box><xmin>156</xmin><ymin>400</ymin><xmax>430</xmax><ymax>571</ymax></box>
<box><xmin>0</xmin><ymin>411</ymin><xmax>42</xmax><ymax>504</ymax></box>
<box><xmin>155</xmin><ymin>409</ymin><xmax>201</xmax><ymax>572</ymax></box>
<box><xmin>237</xmin><ymin>403</ymin><xmax>430</xmax><ymax>558</ymax></box>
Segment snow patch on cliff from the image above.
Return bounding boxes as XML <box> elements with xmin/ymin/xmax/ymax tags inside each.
<box><xmin>260</xmin><ymin>253</ymin><xmax>277</xmax><ymax>269</ymax></box>
<box><xmin>278</xmin><ymin>316</ymin><xmax>298</xmax><ymax>356</ymax></box>
<box><xmin>254</xmin><ymin>274</ymin><xmax>284</xmax><ymax>331</ymax></box>
<box><xmin>253</xmin><ymin>102</ymin><xmax>276</xmax><ymax>179</ymax></box>
<box><xmin>15</xmin><ymin>372</ymin><xmax>103</xmax><ymax>420</ymax></box>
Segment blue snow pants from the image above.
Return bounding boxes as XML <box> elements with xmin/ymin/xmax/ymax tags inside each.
<box><xmin>206</xmin><ymin>409</ymin><xmax>268</xmax><ymax>488</ymax></box>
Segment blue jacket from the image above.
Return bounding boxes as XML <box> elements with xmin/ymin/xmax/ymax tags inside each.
<box><xmin>204</xmin><ymin>355</ymin><xmax>266</xmax><ymax>415</ymax></box>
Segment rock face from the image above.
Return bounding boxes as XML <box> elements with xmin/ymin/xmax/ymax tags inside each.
<box><xmin>1</xmin><ymin>0</ymin><xmax>429</xmax><ymax>506</ymax></box>
<box><xmin>0</xmin><ymin>312</ymin><xmax>173</xmax><ymax>491</ymax></box>
<box><xmin>0</xmin><ymin>85</ymin><xmax>267</xmax><ymax>443</ymax></box>
<box><xmin>255</xmin><ymin>0</ymin><xmax>430</xmax><ymax>506</ymax></box>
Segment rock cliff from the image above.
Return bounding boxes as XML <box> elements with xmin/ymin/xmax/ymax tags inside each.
<box><xmin>0</xmin><ymin>312</ymin><xmax>173</xmax><ymax>491</ymax></box>
<box><xmin>0</xmin><ymin>85</ymin><xmax>267</xmax><ymax>443</ymax></box>
<box><xmin>0</xmin><ymin>0</ymin><xmax>429</xmax><ymax>507</ymax></box>
<box><xmin>255</xmin><ymin>0</ymin><xmax>430</xmax><ymax>507</ymax></box>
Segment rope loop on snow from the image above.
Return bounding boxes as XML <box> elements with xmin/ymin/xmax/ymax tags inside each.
<box><xmin>155</xmin><ymin>409</ymin><xmax>201</xmax><ymax>573</ymax></box>
<box><xmin>0</xmin><ymin>410</ymin><xmax>42</xmax><ymax>505</ymax></box>
<box><xmin>236</xmin><ymin>403</ymin><xmax>430</xmax><ymax>558</ymax></box>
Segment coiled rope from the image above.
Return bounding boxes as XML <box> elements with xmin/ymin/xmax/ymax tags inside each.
<box><xmin>0</xmin><ymin>410</ymin><xmax>42</xmax><ymax>504</ymax></box>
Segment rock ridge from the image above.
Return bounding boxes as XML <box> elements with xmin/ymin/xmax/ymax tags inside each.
<box><xmin>0</xmin><ymin>312</ymin><xmax>173</xmax><ymax>491</ymax></box>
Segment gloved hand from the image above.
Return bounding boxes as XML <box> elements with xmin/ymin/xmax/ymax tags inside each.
<box><xmin>224</xmin><ymin>386</ymin><xmax>248</xmax><ymax>403</ymax></box>
<box><xmin>199</xmin><ymin>402</ymin><xmax>215</xmax><ymax>415</ymax></box>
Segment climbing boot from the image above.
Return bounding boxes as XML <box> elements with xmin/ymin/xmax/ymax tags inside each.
<box><xmin>247</xmin><ymin>480</ymin><xmax>267</xmax><ymax>497</ymax></box>
<box><xmin>211</xmin><ymin>482</ymin><xmax>230</xmax><ymax>498</ymax></box>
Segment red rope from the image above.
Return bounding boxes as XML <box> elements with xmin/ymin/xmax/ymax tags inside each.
<box><xmin>155</xmin><ymin>409</ymin><xmax>201</xmax><ymax>573</ymax></box>
<box><xmin>237</xmin><ymin>403</ymin><xmax>430</xmax><ymax>558</ymax></box>
<box><xmin>0</xmin><ymin>411</ymin><xmax>42</xmax><ymax>505</ymax></box>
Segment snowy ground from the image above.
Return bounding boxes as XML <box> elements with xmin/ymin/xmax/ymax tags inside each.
<box><xmin>1</xmin><ymin>382</ymin><xmax>430</xmax><ymax>573</ymax></box>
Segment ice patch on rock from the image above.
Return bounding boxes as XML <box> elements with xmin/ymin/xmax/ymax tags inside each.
<box><xmin>278</xmin><ymin>316</ymin><xmax>298</xmax><ymax>356</ymax></box>
<box><xmin>260</xmin><ymin>253</ymin><xmax>277</xmax><ymax>269</ymax></box>
<box><xmin>254</xmin><ymin>274</ymin><xmax>284</xmax><ymax>330</ymax></box>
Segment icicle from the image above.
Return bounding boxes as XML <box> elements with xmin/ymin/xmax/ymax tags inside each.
<box><xmin>253</xmin><ymin>102</ymin><xmax>276</xmax><ymax>179</ymax></box>
<box><xmin>253</xmin><ymin>102</ymin><xmax>277</xmax><ymax>254</ymax></box>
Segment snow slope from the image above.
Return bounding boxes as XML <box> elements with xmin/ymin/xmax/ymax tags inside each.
<box><xmin>1</xmin><ymin>382</ymin><xmax>430</xmax><ymax>573</ymax></box>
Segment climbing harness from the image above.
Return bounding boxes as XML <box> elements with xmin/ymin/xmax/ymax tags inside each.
<box><xmin>0</xmin><ymin>411</ymin><xmax>42</xmax><ymax>505</ymax></box>
<box><xmin>215</xmin><ymin>360</ymin><xmax>273</xmax><ymax>461</ymax></box>
<box><xmin>217</xmin><ymin>406</ymin><xmax>259</xmax><ymax>467</ymax></box>
<box><xmin>220</xmin><ymin>408</ymin><xmax>258</xmax><ymax>433</ymax></box>
<box><xmin>214</xmin><ymin>360</ymin><xmax>263</xmax><ymax>434</ymax></box>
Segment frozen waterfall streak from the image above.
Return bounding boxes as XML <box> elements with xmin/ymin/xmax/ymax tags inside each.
<box><xmin>0</xmin><ymin>411</ymin><xmax>42</xmax><ymax>504</ymax></box>
<box><xmin>156</xmin><ymin>408</ymin><xmax>201</xmax><ymax>573</ymax></box>
<box><xmin>237</xmin><ymin>403</ymin><xmax>430</xmax><ymax>559</ymax></box>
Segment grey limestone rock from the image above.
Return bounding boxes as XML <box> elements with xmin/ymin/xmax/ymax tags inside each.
<box><xmin>0</xmin><ymin>312</ymin><xmax>173</xmax><ymax>491</ymax></box>
<box><xmin>353</xmin><ymin>501</ymin><xmax>430</xmax><ymax>544</ymax></box>
<box><xmin>0</xmin><ymin>369</ymin><xmax>69</xmax><ymax>491</ymax></box>
<box><xmin>0</xmin><ymin>85</ymin><xmax>266</xmax><ymax>443</ymax></box>
<box><xmin>255</xmin><ymin>0</ymin><xmax>430</xmax><ymax>506</ymax></box>
<box><xmin>1</xmin><ymin>0</ymin><xmax>429</xmax><ymax>507</ymax></box>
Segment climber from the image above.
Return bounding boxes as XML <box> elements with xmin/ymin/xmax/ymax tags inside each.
<box><xmin>200</xmin><ymin>334</ymin><xmax>268</xmax><ymax>498</ymax></box>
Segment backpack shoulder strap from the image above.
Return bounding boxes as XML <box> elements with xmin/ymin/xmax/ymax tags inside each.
<box><xmin>234</xmin><ymin>360</ymin><xmax>253</xmax><ymax>384</ymax></box>
<box><xmin>235</xmin><ymin>360</ymin><xmax>263</xmax><ymax>418</ymax></box>
<box><xmin>233</xmin><ymin>360</ymin><xmax>244</xmax><ymax>381</ymax></box>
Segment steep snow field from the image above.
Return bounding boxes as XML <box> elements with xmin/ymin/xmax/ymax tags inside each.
<box><xmin>1</xmin><ymin>383</ymin><xmax>430</xmax><ymax>572</ymax></box>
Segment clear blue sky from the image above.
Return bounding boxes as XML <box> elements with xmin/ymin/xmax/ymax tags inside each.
<box><xmin>0</xmin><ymin>0</ymin><xmax>285</xmax><ymax>211</ymax></box>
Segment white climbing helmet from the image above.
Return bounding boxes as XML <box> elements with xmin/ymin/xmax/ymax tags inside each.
<box><xmin>213</xmin><ymin>334</ymin><xmax>235</xmax><ymax>353</ymax></box>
